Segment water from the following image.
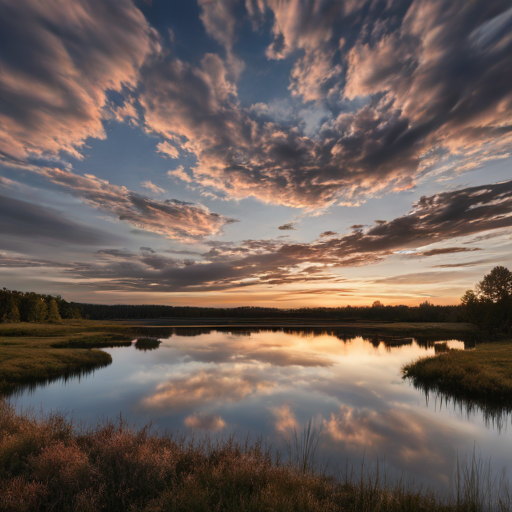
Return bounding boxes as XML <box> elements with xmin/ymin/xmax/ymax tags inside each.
<box><xmin>12</xmin><ymin>328</ymin><xmax>512</xmax><ymax>490</ymax></box>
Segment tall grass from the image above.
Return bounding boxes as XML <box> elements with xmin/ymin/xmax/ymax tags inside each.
<box><xmin>1</xmin><ymin>400</ymin><xmax>511</xmax><ymax>511</ymax></box>
<box><xmin>453</xmin><ymin>448</ymin><xmax>511</xmax><ymax>511</ymax></box>
<box><xmin>286</xmin><ymin>417</ymin><xmax>323</xmax><ymax>473</ymax></box>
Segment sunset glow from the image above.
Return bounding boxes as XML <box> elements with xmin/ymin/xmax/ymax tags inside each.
<box><xmin>1</xmin><ymin>0</ymin><xmax>511</xmax><ymax>306</ymax></box>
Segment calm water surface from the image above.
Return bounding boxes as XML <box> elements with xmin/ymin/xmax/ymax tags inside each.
<box><xmin>13</xmin><ymin>328</ymin><xmax>512</xmax><ymax>490</ymax></box>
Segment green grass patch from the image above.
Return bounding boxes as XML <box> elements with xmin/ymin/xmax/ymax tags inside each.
<box><xmin>402</xmin><ymin>341</ymin><xmax>512</xmax><ymax>403</ymax></box>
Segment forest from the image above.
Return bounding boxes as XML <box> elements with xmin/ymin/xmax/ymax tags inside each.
<box><xmin>1</xmin><ymin>266</ymin><xmax>509</xmax><ymax>329</ymax></box>
<box><xmin>1</xmin><ymin>287</ymin><xmax>462</xmax><ymax>323</ymax></box>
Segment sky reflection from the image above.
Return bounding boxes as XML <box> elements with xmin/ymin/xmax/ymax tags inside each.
<box><xmin>13</xmin><ymin>328</ymin><xmax>512</xmax><ymax>490</ymax></box>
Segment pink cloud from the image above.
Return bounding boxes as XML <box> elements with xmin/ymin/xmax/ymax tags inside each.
<box><xmin>0</xmin><ymin>0</ymin><xmax>158</xmax><ymax>162</ymax></box>
<box><xmin>33</xmin><ymin>167</ymin><xmax>236</xmax><ymax>242</ymax></box>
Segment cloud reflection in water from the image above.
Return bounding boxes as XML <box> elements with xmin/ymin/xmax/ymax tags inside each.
<box><xmin>133</xmin><ymin>330</ymin><xmax>485</xmax><ymax>487</ymax></box>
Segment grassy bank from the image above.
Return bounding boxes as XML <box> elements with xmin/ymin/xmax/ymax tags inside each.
<box><xmin>1</xmin><ymin>399</ymin><xmax>509</xmax><ymax>512</ymax></box>
<box><xmin>0</xmin><ymin>321</ymin><xmax>133</xmax><ymax>396</ymax></box>
<box><xmin>402</xmin><ymin>341</ymin><xmax>512</xmax><ymax>403</ymax></box>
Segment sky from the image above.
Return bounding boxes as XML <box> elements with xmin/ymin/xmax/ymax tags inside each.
<box><xmin>0</xmin><ymin>0</ymin><xmax>511</xmax><ymax>307</ymax></box>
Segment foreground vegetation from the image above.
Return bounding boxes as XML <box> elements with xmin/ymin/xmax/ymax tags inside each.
<box><xmin>1</xmin><ymin>400</ymin><xmax>511</xmax><ymax>512</ymax></box>
<box><xmin>0</xmin><ymin>321</ymin><xmax>133</xmax><ymax>396</ymax></box>
<box><xmin>403</xmin><ymin>341</ymin><xmax>512</xmax><ymax>403</ymax></box>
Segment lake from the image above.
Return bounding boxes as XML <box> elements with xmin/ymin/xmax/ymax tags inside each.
<box><xmin>12</xmin><ymin>327</ymin><xmax>512</xmax><ymax>491</ymax></box>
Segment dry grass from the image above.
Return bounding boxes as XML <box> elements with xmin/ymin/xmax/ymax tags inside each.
<box><xmin>402</xmin><ymin>341</ymin><xmax>512</xmax><ymax>403</ymax></box>
<box><xmin>2</xmin><ymin>400</ymin><xmax>509</xmax><ymax>512</ymax></box>
<box><xmin>0</xmin><ymin>321</ymin><xmax>133</xmax><ymax>396</ymax></box>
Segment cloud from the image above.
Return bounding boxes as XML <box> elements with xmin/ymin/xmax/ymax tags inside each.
<box><xmin>59</xmin><ymin>180</ymin><xmax>512</xmax><ymax>292</ymax></box>
<box><xmin>184</xmin><ymin>412</ymin><xmax>226</xmax><ymax>432</ymax></box>
<box><xmin>433</xmin><ymin>260</ymin><xmax>490</xmax><ymax>268</ymax></box>
<box><xmin>278</xmin><ymin>223</ymin><xmax>296</xmax><ymax>231</ymax></box>
<box><xmin>156</xmin><ymin>141</ymin><xmax>179</xmax><ymax>158</ymax></box>
<box><xmin>0</xmin><ymin>0</ymin><xmax>158</xmax><ymax>162</ymax></box>
<box><xmin>198</xmin><ymin>0</ymin><xmax>243</xmax><ymax>76</ymax></box>
<box><xmin>34</xmin><ymin>167</ymin><xmax>236</xmax><ymax>241</ymax></box>
<box><xmin>412</xmin><ymin>247</ymin><xmax>482</xmax><ymax>257</ymax></box>
<box><xmin>0</xmin><ymin>252</ymin><xmax>75</xmax><ymax>269</ymax></box>
<box><xmin>139</xmin><ymin>1</ymin><xmax>512</xmax><ymax>210</ymax></box>
<box><xmin>372</xmin><ymin>272</ymin><xmax>471</xmax><ymax>285</ymax></box>
<box><xmin>167</xmin><ymin>166</ymin><xmax>193</xmax><ymax>183</ymax></box>
<box><xmin>141</xmin><ymin>180</ymin><xmax>166</xmax><ymax>194</ymax></box>
<box><xmin>3</xmin><ymin>0</ymin><xmax>512</xmax><ymax>214</ymax></box>
<box><xmin>0</xmin><ymin>194</ymin><xmax>113</xmax><ymax>246</ymax></box>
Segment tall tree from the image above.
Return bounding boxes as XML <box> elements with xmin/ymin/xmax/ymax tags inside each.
<box><xmin>461</xmin><ymin>266</ymin><xmax>512</xmax><ymax>333</ymax></box>
<box><xmin>47</xmin><ymin>298</ymin><xmax>61</xmax><ymax>323</ymax></box>
<box><xmin>27</xmin><ymin>297</ymin><xmax>48</xmax><ymax>323</ymax></box>
<box><xmin>476</xmin><ymin>266</ymin><xmax>512</xmax><ymax>302</ymax></box>
<box><xmin>0</xmin><ymin>293</ymin><xmax>20</xmax><ymax>323</ymax></box>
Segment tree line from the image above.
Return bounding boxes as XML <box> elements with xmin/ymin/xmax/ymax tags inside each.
<box><xmin>0</xmin><ymin>288</ymin><xmax>81</xmax><ymax>323</ymax></box>
<box><xmin>461</xmin><ymin>266</ymin><xmax>512</xmax><ymax>334</ymax></box>
<box><xmin>65</xmin><ymin>301</ymin><xmax>463</xmax><ymax>323</ymax></box>
<box><xmin>5</xmin><ymin>265</ymin><xmax>510</xmax><ymax>327</ymax></box>
<box><xmin>0</xmin><ymin>286</ymin><xmax>464</xmax><ymax>323</ymax></box>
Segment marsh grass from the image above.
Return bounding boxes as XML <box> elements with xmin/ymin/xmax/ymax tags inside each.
<box><xmin>286</xmin><ymin>418</ymin><xmax>323</xmax><ymax>473</ymax></box>
<box><xmin>50</xmin><ymin>333</ymin><xmax>133</xmax><ymax>349</ymax></box>
<box><xmin>1</xmin><ymin>400</ymin><xmax>511</xmax><ymax>511</ymax></box>
<box><xmin>0</xmin><ymin>321</ymin><xmax>134</xmax><ymax>396</ymax></box>
<box><xmin>402</xmin><ymin>341</ymin><xmax>512</xmax><ymax>403</ymax></box>
<box><xmin>135</xmin><ymin>337</ymin><xmax>162</xmax><ymax>351</ymax></box>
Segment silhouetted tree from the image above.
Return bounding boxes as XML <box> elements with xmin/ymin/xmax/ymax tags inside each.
<box><xmin>461</xmin><ymin>266</ymin><xmax>512</xmax><ymax>333</ymax></box>
<box><xmin>476</xmin><ymin>266</ymin><xmax>512</xmax><ymax>303</ymax></box>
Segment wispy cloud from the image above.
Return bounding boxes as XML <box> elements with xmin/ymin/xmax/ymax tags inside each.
<box><xmin>33</xmin><ymin>167</ymin><xmax>236</xmax><ymax>242</ymax></box>
<box><xmin>141</xmin><ymin>180</ymin><xmax>166</xmax><ymax>194</ymax></box>
<box><xmin>44</xmin><ymin>180</ymin><xmax>512</xmax><ymax>292</ymax></box>
<box><xmin>0</xmin><ymin>194</ymin><xmax>115</xmax><ymax>246</ymax></box>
